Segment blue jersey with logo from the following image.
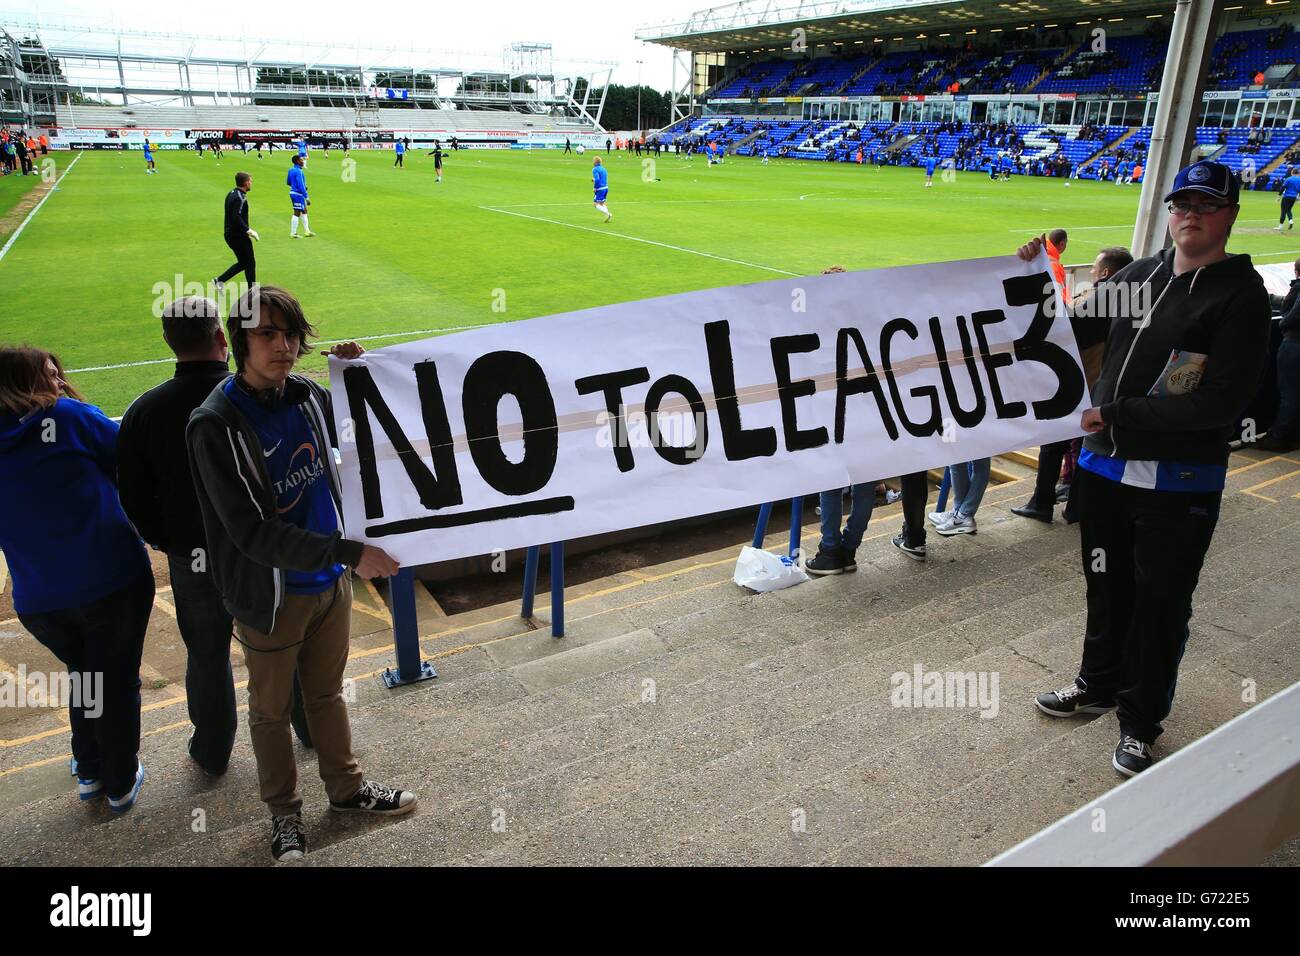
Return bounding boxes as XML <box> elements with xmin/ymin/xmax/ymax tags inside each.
<box><xmin>224</xmin><ymin>380</ymin><xmax>343</xmax><ymax>594</ymax></box>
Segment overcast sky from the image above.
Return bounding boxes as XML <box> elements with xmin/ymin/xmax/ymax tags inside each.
<box><xmin>2</xmin><ymin>0</ymin><xmax>704</xmax><ymax>89</ymax></box>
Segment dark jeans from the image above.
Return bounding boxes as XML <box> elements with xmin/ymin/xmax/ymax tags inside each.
<box><xmin>1282</xmin><ymin>196</ymin><xmax>1296</xmax><ymax>224</ymax></box>
<box><xmin>18</xmin><ymin>574</ymin><xmax>155</xmax><ymax>797</ymax></box>
<box><xmin>1075</xmin><ymin>468</ymin><xmax>1221</xmax><ymax>743</ymax></box>
<box><xmin>167</xmin><ymin>555</ymin><xmax>238</xmax><ymax>772</ymax></box>
<box><xmin>217</xmin><ymin>234</ymin><xmax>256</xmax><ymax>284</ymax></box>
<box><xmin>898</xmin><ymin>471</ymin><xmax>929</xmax><ymax>548</ymax></box>
<box><xmin>167</xmin><ymin>555</ymin><xmax>311</xmax><ymax>767</ymax></box>
<box><xmin>1273</xmin><ymin>339</ymin><xmax>1300</xmax><ymax>440</ymax></box>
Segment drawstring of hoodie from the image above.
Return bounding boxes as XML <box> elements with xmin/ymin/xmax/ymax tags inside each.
<box><xmin>1188</xmin><ymin>265</ymin><xmax>1205</xmax><ymax>295</ymax></box>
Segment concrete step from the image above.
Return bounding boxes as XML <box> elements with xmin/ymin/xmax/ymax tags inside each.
<box><xmin>1</xmin><ymin>458</ymin><xmax>1295</xmax><ymax>866</ymax></box>
<box><xmin>93</xmin><ymin>522</ymin><xmax>1089</xmax><ymax>865</ymax></box>
<box><xmin>289</xmin><ymin>509</ymin><xmax>1294</xmax><ymax>868</ymax></box>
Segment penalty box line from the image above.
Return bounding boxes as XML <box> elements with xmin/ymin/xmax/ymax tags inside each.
<box><xmin>478</xmin><ymin>204</ymin><xmax>800</xmax><ymax>277</ymax></box>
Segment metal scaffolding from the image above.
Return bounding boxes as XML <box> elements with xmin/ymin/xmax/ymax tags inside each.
<box><xmin>0</xmin><ymin>20</ymin><xmax>617</xmax><ymax>126</ymax></box>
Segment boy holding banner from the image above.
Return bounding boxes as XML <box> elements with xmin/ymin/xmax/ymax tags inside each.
<box><xmin>1020</xmin><ymin>161</ymin><xmax>1270</xmax><ymax>777</ymax></box>
<box><xmin>186</xmin><ymin>286</ymin><xmax>417</xmax><ymax>860</ymax></box>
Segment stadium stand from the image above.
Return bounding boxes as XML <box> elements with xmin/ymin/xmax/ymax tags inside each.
<box><xmin>56</xmin><ymin>103</ymin><xmax>596</xmax><ymax>135</ymax></box>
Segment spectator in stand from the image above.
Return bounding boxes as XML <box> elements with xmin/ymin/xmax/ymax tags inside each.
<box><xmin>1256</xmin><ymin>256</ymin><xmax>1300</xmax><ymax>452</ymax></box>
<box><xmin>1014</xmin><ymin>245</ymin><xmax>1134</xmax><ymax>524</ymax></box>
<box><xmin>116</xmin><ymin>297</ymin><xmax>314</xmax><ymax>774</ymax></box>
<box><xmin>186</xmin><ymin>286</ymin><xmax>417</xmax><ymax>861</ymax></box>
<box><xmin>0</xmin><ymin>347</ymin><xmax>154</xmax><ymax>812</ymax></box>
<box><xmin>1022</xmin><ymin>162</ymin><xmax>1270</xmax><ymax>777</ymax></box>
<box><xmin>1045</xmin><ymin>228</ymin><xmax>1070</xmax><ymax>299</ymax></box>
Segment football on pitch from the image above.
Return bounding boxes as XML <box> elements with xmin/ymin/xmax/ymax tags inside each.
<box><xmin>575</xmin><ymin>145</ymin><xmax>586</xmax><ymax>155</ymax></box>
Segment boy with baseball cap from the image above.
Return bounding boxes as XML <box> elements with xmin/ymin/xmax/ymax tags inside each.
<box><xmin>1017</xmin><ymin>160</ymin><xmax>1270</xmax><ymax>777</ymax></box>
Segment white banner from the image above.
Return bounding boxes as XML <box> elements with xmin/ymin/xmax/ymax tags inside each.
<box><xmin>328</xmin><ymin>255</ymin><xmax>1088</xmax><ymax>566</ymax></box>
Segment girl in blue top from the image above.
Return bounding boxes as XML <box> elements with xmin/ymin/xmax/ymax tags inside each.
<box><xmin>0</xmin><ymin>347</ymin><xmax>153</xmax><ymax>811</ymax></box>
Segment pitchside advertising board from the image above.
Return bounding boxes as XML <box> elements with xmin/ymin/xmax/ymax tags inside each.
<box><xmin>327</xmin><ymin>254</ymin><xmax>1089</xmax><ymax>566</ymax></box>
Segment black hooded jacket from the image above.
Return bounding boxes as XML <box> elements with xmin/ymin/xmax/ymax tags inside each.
<box><xmin>1068</xmin><ymin>247</ymin><xmax>1270</xmax><ymax>466</ymax></box>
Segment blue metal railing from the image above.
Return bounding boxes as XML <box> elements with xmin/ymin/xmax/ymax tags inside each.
<box><xmin>751</xmin><ymin>497</ymin><xmax>807</xmax><ymax>559</ymax></box>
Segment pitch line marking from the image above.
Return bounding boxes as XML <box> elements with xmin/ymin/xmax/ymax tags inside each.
<box><xmin>0</xmin><ymin>151</ymin><xmax>82</xmax><ymax>264</ymax></box>
<box><xmin>479</xmin><ymin>205</ymin><xmax>800</xmax><ymax>276</ymax></box>
<box><xmin>65</xmin><ymin>324</ymin><xmax>498</xmax><ymax>374</ymax></box>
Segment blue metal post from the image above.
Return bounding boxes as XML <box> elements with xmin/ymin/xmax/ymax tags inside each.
<box><xmin>752</xmin><ymin>502</ymin><xmax>774</xmax><ymax>548</ymax></box>
<box><xmin>521</xmin><ymin>544</ymin><xmax>541</xmax><ymax>618</ymax></box>
<box><xmin>381</xmin><ymin>568</ymin><xmax>436</xmax><ymax>688</ymax></box>
<box><xmin>549</xmin><ymin>542</ymin><xmax>565</xmax><ymax>638</ymax></box>
<box><xmin>789</xmin><ymin>496</ymin><xmax>804</xmax><ymax>558</ymax></box>
<box><xmin>936</xmin><ymin>466</ymin><xmax>952</xmax><ymax>512</ymax></box>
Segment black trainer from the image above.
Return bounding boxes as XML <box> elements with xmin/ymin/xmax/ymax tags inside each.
<box><xmin>1054</xmin><ymin>483</ymin><xmax>1071</xmax><ymax>503</ymax></box>
<box><xmin>840</xmin><ymin>546</ymin><xmax>858</xmax><ymax>573</ymax></box>
<box><xmin>271</xmin><ymin>813</ymin><xmax>307</xmax><ymax>862</ymax></box>
<box><xmin>1112</xmin><ymin>736</ymin><xmax>1154</xmax><ymax>777</ymax></box>
<box><xmin>890</xmin><ymin>532</ymin><xmax>926</xmax><ymax>562</ymax></box>
<box><xmin>1035</xmin><ymin>681</ymin><xmax>1117</xmax><ymax>717</ymax></box>
<box><xmin>329</xmin><ymin>780</ymin><xmax>418</xmax><ymax>816</ymax></box>
<box><xmin>804</xmin><ymin>547</ymin><xmax>846</xmax><ymax>576</ymax></box>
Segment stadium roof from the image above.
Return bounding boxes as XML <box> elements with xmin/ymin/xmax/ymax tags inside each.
<box><xmin>637</xmin><ymin>0</ymin><xmax>1179</xmax><ymax>52</ymax></box>
<box><xmin>1</xmin><ymin>20</ymin><xmax>615</xmax><ymax>76</ymax></box>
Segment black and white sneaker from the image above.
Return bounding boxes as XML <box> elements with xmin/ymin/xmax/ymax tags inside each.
<box><xmin>1035</xmin><ymin>682</ymin><xmax>1117</xmax><ymax>717</ymax></box>
<box><xmin>271</xmin><ymin>813</ymin><xmax>307</xmax><ymax>861</ymax></box>
<box><xmin>329</xmin><ymin>780</ymin><xmax>417</xmax><ymax>816</ymax></box>
<box><xmin>840</xmin><ymin>546</ymin><xmax>858</xmax><ymax>573</ymax></box>
<box><xmin>804</xmin><ymin>547</ymin><xmax>846</xmax><ymax>576</ymax></box>
<box><xmin>890</xmin><ymin>532</ymin><xmax>926</xmax><ymax>561</ymax></box>
<box><xmin>1112</xmin><ymin>736</ymin><xmax>1154</xmax><ymax>777</ymax></box>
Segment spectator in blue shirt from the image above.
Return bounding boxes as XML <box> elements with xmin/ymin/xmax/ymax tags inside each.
<box><xmin>0</xmin><ymin>347</ymin><xmax>154</xmax><ymax>812</ymax></box>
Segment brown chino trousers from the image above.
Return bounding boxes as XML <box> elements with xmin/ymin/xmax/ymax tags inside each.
<box><xmin>235</xmin><ymin>575</ymin><xmax>363</xmax><ymax>816</ymax></box>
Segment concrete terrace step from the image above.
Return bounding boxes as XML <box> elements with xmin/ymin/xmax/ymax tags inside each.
<box><xmin>2</xmin><ymin>508</ymin><xmax>1081</xmax><ymax>865</ymax></box>
<box><xmin>1</xmin><ymin>455</ymin><xmax>1296</xmax><ymax>866</ymax></box>
<box><xmin>175</xmin><ymin>501</ymin><xmax>1296</xmax><ymax>865</ymax></box>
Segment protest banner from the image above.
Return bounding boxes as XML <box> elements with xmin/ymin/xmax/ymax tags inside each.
<box><xmin>328</xmin><ymin>253</ymin><xmax>1086</xmax><ymax>565</ymax></box>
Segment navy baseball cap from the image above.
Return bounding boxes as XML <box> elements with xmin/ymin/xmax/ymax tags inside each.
<box><xmin>1163</xmin><ymin>160</ymin><xmax>1240</xmax><ymax>204</ymax></box>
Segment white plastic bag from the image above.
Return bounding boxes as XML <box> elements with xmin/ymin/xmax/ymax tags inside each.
<box><xmin>732</xmin><ymin>546</ymin><xmax>809</xmax><ymax>593</ymax></box>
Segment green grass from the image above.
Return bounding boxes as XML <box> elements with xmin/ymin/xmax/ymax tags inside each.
<box><xmin>2</xmin><ymin>147</ymin><xmax>1295</xmax><ymax>416</ymax></box>
<box><xmin>0</xmin><ymin>167</ymin><xmax>46</xmax><ymax>243</ymax></box>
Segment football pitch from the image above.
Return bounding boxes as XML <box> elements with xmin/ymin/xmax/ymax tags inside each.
<box><xmin>2</xmin><ymin>147</ymin><xmax>1297</xmax><ymax>417</ymax></box>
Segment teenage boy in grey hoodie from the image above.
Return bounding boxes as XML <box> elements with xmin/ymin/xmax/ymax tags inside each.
<box><xmin>1018</xmin><ymin>161</ymin><xmax>1270</xmax><ymax>777</ymax></box>
<box><xmin>186</xmin><ymin>285</ymin><xmax>417</xmax><ymax>861</ymax></box>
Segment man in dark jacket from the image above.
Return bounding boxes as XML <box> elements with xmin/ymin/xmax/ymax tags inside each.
<box><xmin>117</xmin><ymin>296</ymin><xmax>311</xmax><ymax>775</ymax></box>
<box><xmin>1019</xmin><ymin>160</ymin><xmax>1271</xmax><ymax>777</ymax></box>
<box><xmin>1256</xmin><ymin>257</ymin><xmax>1300</xmax><ymax>450</ymax></box>
<box><xmin>186</xmin><ymin>285</ymin><xmax>416</xmax><ymax>861</ymax></box>
<box><xmin>213</xmin><ymin>172</ymin><xmax>258</xmax><ymax>289</ymax></box>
